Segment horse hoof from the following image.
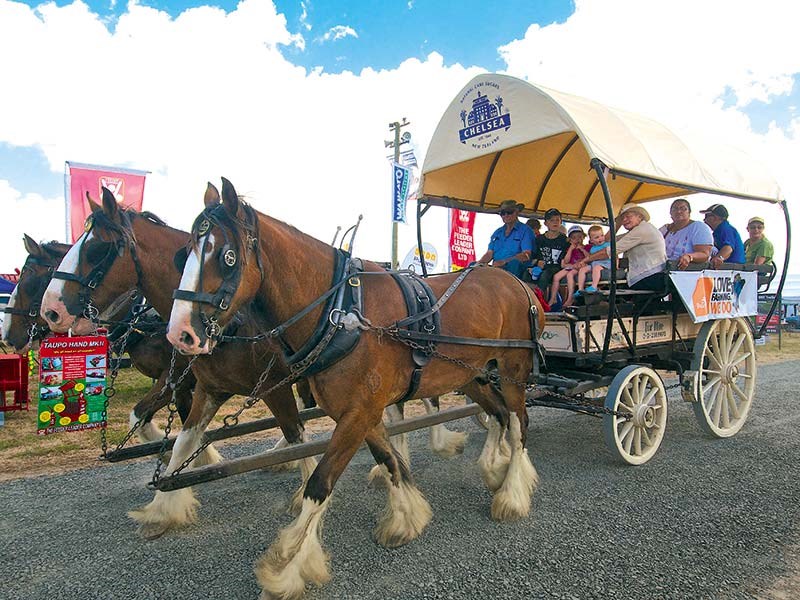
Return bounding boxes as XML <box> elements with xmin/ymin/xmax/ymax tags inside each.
<box><xmin>137</xmin><ymin>522</ymin><xmax>170</xmax><ymax>540</ymax></box>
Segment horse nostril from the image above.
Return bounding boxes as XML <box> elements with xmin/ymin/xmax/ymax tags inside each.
<box><xmin>45</xmin><ymin>310</ymin><xmax>60</xmax><ymax>324</ymax></box>
<box><xmin>180</xmin><ymin>331</ymin><xmax>194</xmax><ymax>346</ymax></box>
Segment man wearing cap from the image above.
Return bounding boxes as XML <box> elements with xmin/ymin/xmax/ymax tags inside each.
<box><xmin>531</xmin><ymin>208</ymin><xmax>570</xmax><ymax>293</ymax></box>
<box><xmin>701</xmin><ymin>204</ymin><xmax>745</xmax><ymax>268</ymax></box>
<box><xmin>576</xmin><ymin>203</ymin><xmax>667</xmax><ymax>291</ymax></box>
<box><xmin>744</xmin><ymin>216</ymin><xmax>774</xmax><ymax>265</ymax></box>
<box><xmin>475</xmin><ymin>200</ymin><xmax>535</xmax><ymax>278</ymax></box>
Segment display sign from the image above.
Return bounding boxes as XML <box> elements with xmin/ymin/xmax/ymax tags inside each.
<box><xmin>37</xmin><ymin>335</ymin><xmax>109</xmax><ymax>435</ymax></box>
<box><xmin>669</xmin><ymin>270</ymin><xmax>757</xmax><ymax>323</ymax></box>
<box><xmin>449</xmin><ymin>209</ymin><xmax>476</xmax><ymax>271</ymax></box>
<box><xmin>401</xmin><ymin>243</ymin><xmax>438</xmax><ymax>272</ymax></box>
<box><xmin>391</xmin><ymin>162</ymin><xmax>410</xmax><ymax>224</ymax></box>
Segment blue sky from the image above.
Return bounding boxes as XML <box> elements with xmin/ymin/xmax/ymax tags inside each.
<box><xmin>1</xmin><ymin>0</ymin><xmax>799</xmax><ymax>274</ymax></box>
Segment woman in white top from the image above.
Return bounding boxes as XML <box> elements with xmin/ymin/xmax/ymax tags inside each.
<box><xmin>658</xmin><ymin>198</ymin><xmax>713</xmax><ymax>268</ymax></box>
<box><xmin>576</xmin><ymin>203</ymin><xmax>667</xmax><ymax>291</ymax></box>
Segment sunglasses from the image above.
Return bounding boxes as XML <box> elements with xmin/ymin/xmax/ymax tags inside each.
<box><xmin>499</xmin><ymin>209</ymin><xmax>516</xmax><ymax>216</ymax></box>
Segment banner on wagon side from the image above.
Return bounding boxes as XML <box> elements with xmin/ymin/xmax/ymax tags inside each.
<box><xmin>669</xmin><ymin>270</ymin><xmax>757</xmax><ymax>323</ymax></box>
<box><xmin>37</xmin><ymin>335</ymin><xmax>109</xmax><ymax>435</ymax></box>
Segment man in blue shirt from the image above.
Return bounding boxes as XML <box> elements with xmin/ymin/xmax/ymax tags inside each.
<box><xmin>701</xmin><ymin>203</ymin><xmax>745</xmax><ymax>267</ymax></box>
<box><xmin>476</xmin><ymin>200</ymin><xmax>536</xmax><ymax>278</ymax></box>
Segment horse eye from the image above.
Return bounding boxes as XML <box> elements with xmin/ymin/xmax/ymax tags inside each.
<box><xmin>85</xmin><ymin>241</ymin><xmax>113</xmax><ymax>263</ymax></box>
<box><xmin>173</xmin><ymin>248</ymin><xmax>188</xmax><ymax>272</ymax></box>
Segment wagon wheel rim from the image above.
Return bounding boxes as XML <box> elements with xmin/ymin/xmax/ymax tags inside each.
<box><xmin>604</xmin><ymin>366</ymin><xmax>668</xmax><ymax>466</ymax></box>
<box><xmin>693</xmin><ymin>317</ymin><xmax>756</xmax><ymax>438</ymax></box>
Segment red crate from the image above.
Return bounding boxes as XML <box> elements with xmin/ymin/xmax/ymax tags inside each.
<box><xmin>0</xmin><ymin>354</ymin><xmax>29</xmax><ymax>412</ymax></box>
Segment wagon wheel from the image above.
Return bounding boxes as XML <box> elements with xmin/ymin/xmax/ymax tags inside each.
<box><xmin>690</xmin><ymin>317</ymin><xmax>756</xmax><ymax>438</ymax></box>
<box><xmin>603</xmin><ymin>365</ymin><xmax>668</xmax><ymax>465</ymax></box>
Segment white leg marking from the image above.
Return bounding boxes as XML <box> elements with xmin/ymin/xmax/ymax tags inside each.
<box><xmin>128</xmin><ymin>425</ymin><xmax>205</xmax><ymax>538</ymax></box>
<box><xmin>374</xmin><ymin>479</ymin><xmax>432</xmax><ymax>548</ymax></box>
<box><xmin>288</xmin><ymin>456</ymin><xmax>319</xmax><ymax>516</ymax></box>
<box><xmin>477</xmin><ymin>417</ymin><xmax>511</xmax><ymax>492</ymax></box>
<box><xmin>424</xmin><ymin>398</ymin><xmax>467</xmax><ymax>458</ymax></box>
<box><xmin>132</xmin><ymin>410</ymin><xmax>166</xmax><ymax>444</ymax></box>
<box><xmin>491</xmin><ymin>413</ymin><xmax>539</xmax><ymax>522</ymax></box>
<box><xmin>255</xmin><ymin>497</ymin><xmax>331</xmax><ymax>600</ymax></box>
<box><xmin>368</xmin><ymin>405</ymin><xmax>407</xmax><ymax>486</ymax></box>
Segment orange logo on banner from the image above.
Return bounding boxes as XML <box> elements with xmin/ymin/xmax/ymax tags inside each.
<box><xmin>99</xmin><ymin>177</ymin><xmax>125</xmax><ymax>203</ymax></box>
<box><xmin>692</xmin><ymin>276</ymin><xmax>714</xmax><ymax>317</ymax></box>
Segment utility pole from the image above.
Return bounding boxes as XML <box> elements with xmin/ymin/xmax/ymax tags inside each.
<box><xmin>386</xmin><ymin>118</ymin><xmax>411</xmax><ymax>269</ymax></box>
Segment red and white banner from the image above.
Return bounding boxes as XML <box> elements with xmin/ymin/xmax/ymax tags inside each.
<box><xmin>66</xmin><ymin>162</ymin><xmax>148</xmax><ymax>242</ymax></box>
<box><xmin>448</xmin><ymin>209</ymin><xmax>476</xmax><ymax>271</ymax></box>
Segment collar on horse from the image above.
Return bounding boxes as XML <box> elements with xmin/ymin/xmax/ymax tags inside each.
<box><xmin>51</xmin><ymin>210</ymin><xmax>145</xmax><ymax>321</ymax></box>
<box><xmin>172</xmin><ymin>202</ymin><xmax>264</xmax><ymax>342</ymax></box>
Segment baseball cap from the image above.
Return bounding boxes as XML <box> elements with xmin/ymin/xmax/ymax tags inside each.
<box><xmin>700</xmin><ymin>204</ymin><xmax>729</xmax><ymax>219</ymax></box>
<box><xmin>567</xmin><ymin>225</ymin><xmax>585</xmax><ymax>236</ymax></box>
<box><xmin>747</xmin><ymin>216</ymin><xmax>765</xmax><ymax>227</ymax></box>
<box><xmin>543</xmin><ymin>208</ymin><xmax>562</xmax><ymax>220</ymax></box>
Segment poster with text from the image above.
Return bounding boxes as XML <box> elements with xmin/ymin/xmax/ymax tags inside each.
<box><xmin>449</xmin><ymin>209</ymin><xmax>476</xmax><ymax>271</ymax></box>
<box><xmin>37</xmin><ymin>335</ymin><xmax>109</xmax><ymax>435</ymax></box>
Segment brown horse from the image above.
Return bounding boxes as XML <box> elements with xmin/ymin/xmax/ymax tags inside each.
<box><xmin>168</xmin><ymin>178</ymin><xmax>545</xmax><ymax>599</ymax></box>
<box><xmin>3</xmin><ymin>235</ymin><xmax>200</xmax><ymax>451</ymax></box>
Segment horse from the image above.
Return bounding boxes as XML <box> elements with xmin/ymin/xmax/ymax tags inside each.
<box><xmin>2</xmin><ymin>235</ymin><xmax>202</xmax><ymax>453</ymax></box>
<box><xmin>167</xmin><ymin>178</ymin><xmax>545</xmax><ymax>599</ymax></box>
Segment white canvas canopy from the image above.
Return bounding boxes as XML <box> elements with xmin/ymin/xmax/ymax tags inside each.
<box><xmin>420</xmin><ymin>74</ymin><xmax>783</xmax><ymax>220</ymax></box>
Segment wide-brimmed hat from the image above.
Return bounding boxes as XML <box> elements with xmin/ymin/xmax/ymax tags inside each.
<box><xmin>618</xmin><ymin>203</ymin><xmax>650</xmax><ymax>222</ymax></box>
<box><xmin>700</xmin><ymin>203</ymin><xmax>729</xmax><ymax>219</ymax></box>
<box><xmin>747</xmin><ymin>216</ymin><xmax>765</xmax><ymax>227</ymax></box>
<box><xmin>567</xmin><ymin>225</ymin><xmax>585</xmax><ymax>236</ymax></box>
<box><xmin>498</xmin><ymin>200</ymin><xmax>524</xmax><ymax>213</ymax></box>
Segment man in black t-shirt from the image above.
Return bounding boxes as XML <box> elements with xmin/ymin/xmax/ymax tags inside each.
<box><xmin>531</xmin><ymin>208</ymin><xmax>570</xmax><ymax>296</ymax></box>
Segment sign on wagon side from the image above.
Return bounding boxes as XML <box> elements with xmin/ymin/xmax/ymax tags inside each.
<box><xmin>37</xmin><ymin>335</ymin><xmax>109</xmax><ymax>435</ymax></box>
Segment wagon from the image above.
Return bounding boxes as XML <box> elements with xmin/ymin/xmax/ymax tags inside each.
<box><xmin>414</xmin><ymin>74</ymin><xmax>791</xmax><ymax>465</ymax></box>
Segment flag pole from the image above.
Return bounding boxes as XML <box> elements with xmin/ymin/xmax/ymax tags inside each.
<box><xmin>387</xmin><ymin>119</ymin><xmax>411</xmax><ymax>269</ymax></box>
<box><xmin>64</xmin><ymin>161</ymin><xmax>71</xmax><ymax>243</ymax></box>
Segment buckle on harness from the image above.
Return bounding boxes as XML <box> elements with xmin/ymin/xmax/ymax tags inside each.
<box><xmin>348</xmin><ymin>276</ymin><xmax>361</xmax><ymax>287</ymax></box>
<box><xmin>329</xmin><ymin>308</ymin><xmax>346</xmax><ymax>327</ymax></box>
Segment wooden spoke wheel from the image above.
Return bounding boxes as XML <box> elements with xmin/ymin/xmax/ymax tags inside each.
<box><xmin>603</xmin><ymin>365</ymin><xmax>668</xmax><ymax>465</ymax></box>
<box><xmin>691</xmin><ymin>317</ymin><xmax>756</xmax><ymax>438</ymax></box>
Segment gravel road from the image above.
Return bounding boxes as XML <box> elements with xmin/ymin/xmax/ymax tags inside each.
<box><xmin>2</xmin><ymin>360</ymin><xmax>799</xmax><ymax>600</ymax></box>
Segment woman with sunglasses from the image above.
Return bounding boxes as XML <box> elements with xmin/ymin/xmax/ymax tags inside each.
<box><xmin>658</xmin><ymin>198</ymin><xmax>713</xmax><ymax>270</ymax></box>
<box><xmin>744</xmin><ymin>216</ymin><xmax>774</xmax><ymax>265</ymax></box>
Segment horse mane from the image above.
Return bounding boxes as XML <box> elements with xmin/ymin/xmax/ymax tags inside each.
<box><xmin>42</xmin><ymin>241</ymin><xmax>71</xmax><ymax>256</ymax></box>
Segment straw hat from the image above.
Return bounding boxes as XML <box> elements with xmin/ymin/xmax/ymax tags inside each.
<box><xmin>618</xmin><ymin>203</ymin><xmax>650</xmax><ymax>222</ymax></box>
<box><xmin>498</xmin><ymin>199</ymin><xmax>524</xmax><ymax>213</ymax></box>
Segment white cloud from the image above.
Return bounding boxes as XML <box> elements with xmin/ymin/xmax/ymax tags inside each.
<box><xmin>0</xmin><ymin>0</ymin><xmax>797</xmax><ymax>277</ymax></box>
<box><xmin>319</xmin><ymin>24</ymin><xmax>357</xmax><ymax>43</ymax></box>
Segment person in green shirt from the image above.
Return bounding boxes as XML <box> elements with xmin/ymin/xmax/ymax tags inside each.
<box><xmin>744</xmin><ymin>216</ymin><xmax>774</xmax><ymax>265</ymax></box>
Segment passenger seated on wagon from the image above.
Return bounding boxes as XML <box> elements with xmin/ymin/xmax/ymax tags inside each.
<box><xmin>700</xmin><ymin>203</ymin><xmax>745</xmax><ymax>268</ymax></box>
<box><xmin>658</xmin><ymin>198</ymin><xmax>713</xmax><ymax>269</ymax></box>
<box><xmin>576</xmin><ymin>225</ymin><xmax>612</xmax><ymax>295</ymax></box>
<box><xmin>575</xmin><ymin>203</ymin><xmax>667</xmax><ymax>292</ymax></box>
<box><xmin>744</xmin><ymin>216</ymin><xmax>774</xmax><ymax>265</ymax></box>
<box><xmin>475</xmin><ymin>199</ymin><xmax>535</xmax><ymax>278</ymax></box>
<box><xmin>529</xmin><ymin>208</ymin><xmax>569</xmax><ymax>294</ymax></box>
<box><xmin>547</xmin><ymin>225</ymin><xmax>589</xmax><ymax>309</ymax></box>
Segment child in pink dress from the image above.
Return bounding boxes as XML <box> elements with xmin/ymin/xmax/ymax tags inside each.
<box><xmin>548</xmin><ymin>225</ymin><xmax>590</xmax><ymax>309</ymax></box>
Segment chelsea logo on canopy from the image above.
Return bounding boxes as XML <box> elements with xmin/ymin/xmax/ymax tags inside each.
<box><xmin>457</xmin><ymin>80</ymin><xmax>512</xmax><ymax>149</ymax></box>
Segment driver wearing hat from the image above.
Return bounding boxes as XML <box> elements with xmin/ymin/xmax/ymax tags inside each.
<box><xmin>476</xmin><ymin>200</ymin><xmax>536</xmax><ymax>278</ymax></box>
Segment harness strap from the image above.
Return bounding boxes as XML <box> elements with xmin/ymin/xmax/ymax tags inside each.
<box><xmin>390</xmin><ymin>329</ymin><xmax>538</xmax><ymax>348</ymax></box>
<box><xmin>395</xmin><ymin>266</ymin><xmax>475</xmax><ymax>329</ymax></box>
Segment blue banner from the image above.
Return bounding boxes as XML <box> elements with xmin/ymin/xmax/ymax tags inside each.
<box><xmin>391</xmin><ymin>162</ymin><xmax>410</xmax><ymax>223</ymax></box>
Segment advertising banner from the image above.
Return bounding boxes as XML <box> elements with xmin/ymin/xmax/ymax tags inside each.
<box><xmin>400</xmin><ymin>243</ymin><xmax>439</xmax><ymax>272</ymax></box>
<box><xmin>449</xmin><ymin>209</ymin><xmax>476</xmax><ymax>271</ymax></box>
<box><xmin>66</xmin><ymin>162</ymin><xmax>148</xmax><ymax>243</ymax></box>
<box><xmin>669</xmin><ymin>270</ymin><xmax>758</xmax><ymax>323</ymax></box>
<box><xmin>391</xmin><ymin>162</ymin><xmax>410</xmax><ymax>224</ymax></box>
<box><xmin>37</xmin><ymin>335</ymin><xmax>109</xmax><ymax>435</ymax></box>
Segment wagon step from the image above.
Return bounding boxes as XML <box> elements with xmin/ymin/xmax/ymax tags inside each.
<box><xmin>104</xmin><ymin>407</ymin><xmax>328</xmax><ymax>462</ymax></box>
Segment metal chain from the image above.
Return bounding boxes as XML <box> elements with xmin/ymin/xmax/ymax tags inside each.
<box><xmin>149</xmin><ymin>351</ymin><xmax>198</xmax><ymax>485</ymax></box>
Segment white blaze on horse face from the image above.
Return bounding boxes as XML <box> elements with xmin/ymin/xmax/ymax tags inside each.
<box><xmin>41</xmin><ymin>231</ymin><xmax>92</xmax><ymax>330</ymax></box>
<box><xmin>1</xmin><ymin>285</ymin><xmax>20</xmax><ymax>341</ymax></box>
<box><xmin>167</xmin><ymin>233</ymin><xmax>216</xmax><ymax>353</ymax></box>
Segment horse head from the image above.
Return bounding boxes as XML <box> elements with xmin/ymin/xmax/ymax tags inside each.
<box><xmin>2</xmin><ymin>236</ymin><xmax>69</xmax><ymax>350</ymax></box>
<box><xmin>168</xmin><ymin>177</ymin><xmax>264</xmax><ymax>355</ymax></box>
<box><xmin>41</xmin><ymin>187</ymin><xmax>141</xmax><ymax>335</ymax></box>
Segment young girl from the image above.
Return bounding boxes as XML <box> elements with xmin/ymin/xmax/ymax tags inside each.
<box><xmin>549</xmin><ymin>226</ymin><xmax>590</xmax><ymax>308</ymax></box>
<box><xmin>577</xmin><ymin>225</ymin><xmax>612</xmax><ymax>294</ymax></box>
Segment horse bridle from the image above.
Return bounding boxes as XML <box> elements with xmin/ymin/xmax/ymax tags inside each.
<box><xmin>2</xmin><ymin>255</ymin><xmax>61</xmax><ymax>343</ymax></box>
<box><xmin>50</xmin><ymin>211</ymin><xmax>144</xmax><ymax>321</ymax></box>
<box><xmin>172</xmin><ymin>202</ymin><xmax>263</xmax><ymax>340</ymax></box>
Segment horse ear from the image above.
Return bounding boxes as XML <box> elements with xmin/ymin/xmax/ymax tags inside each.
<box><xmin>101</xmin><ymin>187</ymin><xmax>120</xmax><ymax>219</ymax></box>
<box><xmin>23</xmin><ymin>234</ymin><xmax>42</xmax><ymax>257</ymax></box>
<box><xmin>220</xmin><ymin>177</ymin><xmax>241</xmax><ymax>217</ymax></box>
<box><xmin>86</xmin><ymin>191</ymin><xmax>102</xmax><ymax>213</ymax></box>
<box><xmin>204</xmin><ymin>182</ymin><xmax>221</xmax><ymax>207</ymax></box>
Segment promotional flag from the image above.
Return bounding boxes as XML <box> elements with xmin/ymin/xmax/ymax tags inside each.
<box><xmin>669</xmin><ymin>270</ymin><xmax>757</xmax><ymax>323</ymax></box>
<box><xmin>391</xmin><ymin>162</ymin><xmax>410</xmax><ymax>224</ymax></box>
<box><xmin>66</xmin><ymin>162</ymin><xmax>148</xmax><ymax>242</ymax></box>
<box><xmin>449</xmin><ymin>209</ymin><xmax>476</xmax><ymax>271</ymax></box>
<box><xmin>37</xmin><ymin>335</ymin><xmax>109</xmax><ymax>435</ymax></box>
